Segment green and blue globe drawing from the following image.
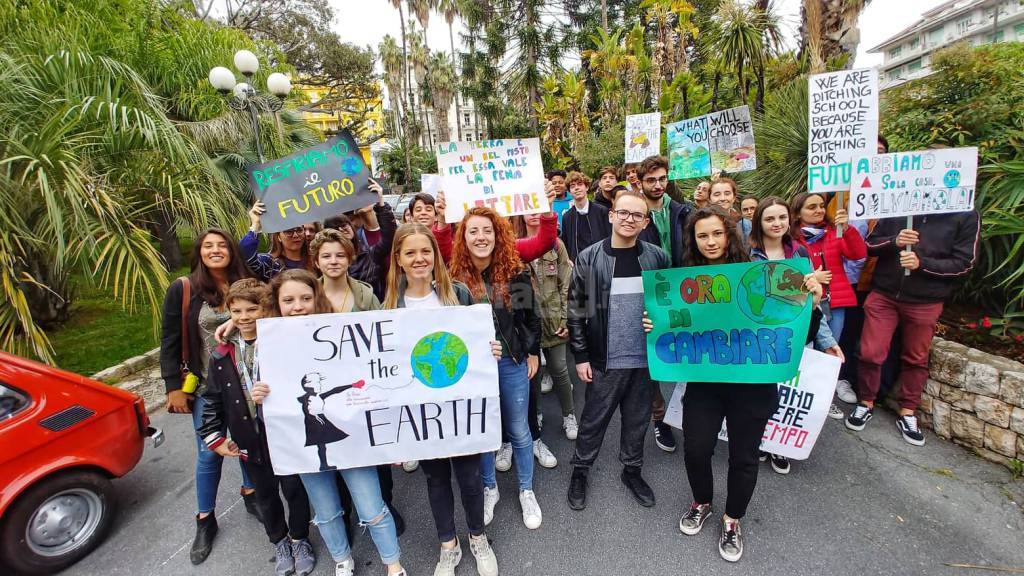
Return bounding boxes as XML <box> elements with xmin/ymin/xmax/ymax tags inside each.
<box><xmin>411</xmin><ymin>332</ymin><xmax>469</xmax><ymax>389</ymax></box>
<box><xmin>737</xmin><ymin>262</ymin><xmax>808</xmax><ymax>325</ymax></box>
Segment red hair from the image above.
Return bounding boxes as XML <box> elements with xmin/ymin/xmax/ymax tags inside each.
<box><xmin>449</xmin><ymin>207</ymin><xmax>523</xmax><ymax>306</ymax></box>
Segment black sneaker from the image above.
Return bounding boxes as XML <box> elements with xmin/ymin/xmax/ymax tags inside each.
<box><xmin>653</xmin><ymin>421</ymin><xmax>677</xmax><ymax>452</ymax></box>
<box><xmin>567</xmin><ymin>467</ymin><xmax>588</xmax><ymax>511</ymax></box>
<box><xmin>769</xmin><ymin>454</ymin><xmax>790</xmax><ymax>475</ymax></box>
<box><xmin>845</xmin><ymin>404</ymin><xmax>873</xmax><ymax>431</ymax></box>
<box><xmin>896</xmin><ymin>414</ymin><xmax>926</xmax><ymax>446</ymax></box>
<box><xmin>620</xmin><ymin>466</ymin><xmax>655</xmax><ymax>507</ymax></box>
<box><xmin>719</xmin><ymin>517</ymin><xmax>743</xmax><ymax>562</ymax></box>
<box><xmin>388</xmin><ymin>503</ymin><xmax>406</xmax><ymax>537</ymax></box>
<box><xmin>678</xmin><ymin>502</ymin><xmax>713</xmax><ymax>535</ymax></box>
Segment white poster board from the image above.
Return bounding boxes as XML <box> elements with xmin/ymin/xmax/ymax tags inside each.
<box><xmin>625</xmin><ymin>112</ymin><xmax>662</xmax><ymax>163</ymax></box>
<box><xmin>257</xmin><ymin>305</ymin><xmax>501</xmax><ymax>475</ymax></box>
<box><xmin>420</xmin><ymin>173</ymin><xmax>442</xmax><ymax>196</ymax></box>
<box><xmin>808</xmin><ymin>68</ymin><xmax>879</xmax><ymax>193</ymax></box>
<box><xmin>663</xmin><ymin>349</ymin><xmax>841</xmax><ymax>460</ymax></box>
<box><xmin>436</xmin><ymin>138</ymin><xmax>548</xmax><ymax>223</ymax></box>
<box><xmin>848</xmin><ymin>147</ymin><xmax>978</xmax><ymax>219</ymax></box>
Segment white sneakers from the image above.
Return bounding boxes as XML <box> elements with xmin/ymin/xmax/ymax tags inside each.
<box><xmin>402</xmin><ymin>460</ymin><xmax>419</xmax><ymax>473</ymax></box>
<box><xmin>533</xmin><ymin>439</ymin><xmax>557</xmax><ymax>468</ymax></box>
<box><xmin>494</xmin><ymin>443</ymin><xmax>513</xmax><ymax>472</ymax></box>
<box><xmin>836</xmin><ymin>379</ymin><xmax>858</xmax><ymax>404</ymax></box>
<box><xmin>469</xmin><ymin>534</ymin><xmax>499</xmax><ymax>576</ymax></box>
<box><xmin>519</xmin><ymin>489</ymin><xmax>542</xmax><ymax>529</ymax></box>
<box><xmin>563</xmin><ymin>414</ymin><xmax>579</xmax><ymax>440</ymax></box>
<box><xmin>433</xmin><ymin>543</ymin><xmax>461</xmax><ymax>576</ymax></box>
<box><xmin>483</xmin><ymin>486</ymin><xmax>500</xmax><ymax>526</ymax></box>
<box><xmin>335</xmin><ymin>557</ymin><xmax>355</xmax><ymax>576</ymax></box>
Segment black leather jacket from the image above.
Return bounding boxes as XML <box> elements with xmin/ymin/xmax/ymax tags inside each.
<box><xmin>567</xmin><ymin>238</ymin><xmax>670</xmax><ymax>371</ymax></box>
<box><xmin>483</xmin><ymin>268</ymin><xmax>542</xmax><ymax>363</ymax></box>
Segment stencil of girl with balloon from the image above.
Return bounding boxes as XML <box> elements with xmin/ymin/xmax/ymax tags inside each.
<box><xmin>298</xmin><ymin>371</ymin><xmax>364</xmax><ymax>471</ymax></box>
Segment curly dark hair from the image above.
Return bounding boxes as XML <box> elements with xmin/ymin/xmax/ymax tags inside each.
<box><xmin>682</xmin><ymin>206</ymin><xmax>750</xmax><ymax>267</ymax></box>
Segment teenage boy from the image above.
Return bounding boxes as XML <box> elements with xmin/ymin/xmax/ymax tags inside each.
<box><xmin>198</xmin><ymin>279</ymin><xmax>316</xmax><ymax>576</ymax></box>
<box><xmin>592</xmin><ymin>166</ymin><xmax>620</xmax><ymax>210</ymax></box>
<box><xmin>621</xmin><ymin>163</ymin><xmax>642</xmax><ymax>194</ymax></box>
<box><xmin>561</xmin><ymin>171</ymin><xmax>612</xmax><ymax>262</ymax></box>
<box><xmin>634</xmin><ymin>155</ymin><xmax>693</xmax><ymax>453</ymax></box>
<box><xmin>846</xmin><ymin>208</ymin><xmax>980</xmax><ymax>446</ymax></box>
<box><xmin>547</xmin><ymin>170</ymin><xmax>573</xmax><ymax>227</ymax></box>
<box><xmin>566</xmin><ymin>191</ymin><xmax>670</xmax><ymax>510</ymax></box>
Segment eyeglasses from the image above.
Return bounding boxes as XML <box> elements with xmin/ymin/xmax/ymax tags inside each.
<box><xmin>643</xmin><ymin>176</ymin><xmax>668</xmax><ymax>185</ymax></box>
<box><xmin>283</xmin><ymin>228</ymin><xmax>304</xmax><ymax>237</ymax></box>
<box><xmin>613</xmin><ymin>209</ymin><xmax>647</xmax><ymax>222</ymax></box>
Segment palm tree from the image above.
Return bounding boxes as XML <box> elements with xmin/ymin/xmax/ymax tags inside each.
<box><xmin>409</xmin><ymin>0</ymin><xmax>434</xmax><ymax>30</ymax></box>
<box><xmin>801</xmin><ymin>0</ymin><xmax>871</xmax><ymax>71</ymax></box>
<box><xmin>437</xmin><ymin>0</ymin><xmax>463</xmax><ymax>139</ymax></box>
<box><xmin>380</xmin><ymin>35</ymin><xmax>406</xmax><ymax>140</ymax></box>
<box><xmin>409</xmin><ymin>29</ymin><xmax>432</xmax><ymax>147</ymax></box>
<box><xmin>389</xmin><ymin>0</ymin><xmax>416</xmax><ymax>132</ymax></box>
<box><xmin>712</xmin><ymin>0</ymin><xmax>766</xmax><ymax>105</ymax></box>
<box><xmin>427</xmin><ymin>52</ymin><xmax>458</xmax><ymax>142</ymax></box>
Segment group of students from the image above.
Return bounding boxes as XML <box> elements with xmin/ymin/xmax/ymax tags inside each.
<box><xmin>160</xmin><ymin>139</ymin><xmax>980</xmax><ymax>575</ymax></box>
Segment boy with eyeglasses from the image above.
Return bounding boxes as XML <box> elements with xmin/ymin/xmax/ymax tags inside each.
<box><xmin>566</xmin><ymin>191</ymin><xmax>669</xmax><ymax>511</ymax></box>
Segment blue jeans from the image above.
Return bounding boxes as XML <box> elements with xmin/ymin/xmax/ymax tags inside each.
<box><xmin>192</xmin><ymin>394</ymin><xmax>253</xmax><ymax>514</ymax></box>
<box><xmin>481</xmin><ymin>357</ymin><xmax>534</xmax><ymax>491</ymax></box>
<box><xmin>300</xmin><ymin>467</ymin><xmax>401</xmax><ymax>565</ymax></box>
<box><xmin>828</xmin><ymin>306</ymin><xmax>847</xmax><ymax>344</ymax></box>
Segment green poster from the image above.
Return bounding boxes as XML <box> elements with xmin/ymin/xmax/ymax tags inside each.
<box><xmin>643</xmin><ymin>259</ymin><xmax>813</xmax><ymax>384</ymax></box>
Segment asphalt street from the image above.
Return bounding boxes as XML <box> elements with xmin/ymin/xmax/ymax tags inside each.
<box><xmin>67</xmin><ymin>376</ymin><xmax>1024</xmax><ymax>576</ymax></box>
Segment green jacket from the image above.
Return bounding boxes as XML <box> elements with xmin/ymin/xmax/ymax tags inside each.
<box><xmin>528</xmin><ymin>240</ymin><xmax>571</xmax><ymax>348</ymax></box>
<box><xmin>348</xmin><ymin>276</ymin><xmax>381</xmax><ymax>311</ymax></box>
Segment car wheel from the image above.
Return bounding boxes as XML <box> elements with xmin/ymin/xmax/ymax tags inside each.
<box><xmin>0</xmin><ymin>470</ymin><xmax>116</xmax><ymax>575</ymax></box>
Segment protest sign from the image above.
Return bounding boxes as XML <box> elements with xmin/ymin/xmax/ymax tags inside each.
<box><xmin>849</xmin><ymin>147</ymin><xmax>978</xmax><ymax>219</ymax></box>
<box><xmin>666</xmin><ymin>106</ymin><xmax>756</xmax><ymax>179</ymax></box>
<box><xmin>667</xmin><ymin>116</ymin><xmax>711</xmax><ymax>180</ymax></box>
<box><xmin>625</xmin><ymin>112</ymin><xmax>662</xmax><ymax>163</ymax></box>
<box><xmin>247</xmin><ymin>130</ymin><xmax>375</xmax><ymax>233</ymax></box>
<box><xmin>436</xmin><ymin>138</ymin><xmax>548</xmax><ymax>223</ymax></box>
<box><xmin>257</xmin><ymin>304</ymin><xmax>501</xmax><ymax>475</ymax></box>
<box><xmin>663</xmin><ymin>349</ymin><xmax>840</xmax><ymax>460</ymax></box>
<box><xmin>707</xmin><ymin>105</ymin><xmax>757</xmax><ymax>173</ymax></box>
<box><xmin>421</xmin><ymin>173</ymin><xmax>442</xmax><ymax>196</ymax></box>
<box><xmin>643</xmin><ymin>259</ymin><xmax>813</xmax><ymax>383</ymax></box>
<box><xmin>807</xmin><ymin>68</ymin><xmax>879</xmax><ymax>194</ymax></box>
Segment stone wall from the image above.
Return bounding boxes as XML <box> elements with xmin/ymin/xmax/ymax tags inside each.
<box><xmin>914</xmin><ymin>337</ymin><xmax>1024</xmax><ymax>468</ymax></box>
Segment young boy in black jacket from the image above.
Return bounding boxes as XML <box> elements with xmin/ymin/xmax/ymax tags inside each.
<box><xmin>198</xmin><ymin>279</ymin><xmax>316</xmax><ymax>576</ymax></box>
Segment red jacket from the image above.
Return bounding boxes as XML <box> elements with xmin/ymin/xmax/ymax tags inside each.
<box><xmin>433</xmin><ymin>212</ymin><xmax>558</xmax><ymax>264</ymax></box>
<box><xmin>796</xmin><ymin>225</ymin><xmax>867</xmax><ymax>309</ymax></box>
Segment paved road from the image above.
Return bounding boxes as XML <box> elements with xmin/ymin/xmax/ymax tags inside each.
<box><xmin>67</xmin><ymin>377</ymin><xmax>1024</xmax><ymax>576</ymax></box>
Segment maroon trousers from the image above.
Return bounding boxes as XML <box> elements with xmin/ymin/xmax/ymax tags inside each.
<box><xmin>857</xmin><ymin>291</ymin><xmax>943</xmax><ymax>411</ymax></box>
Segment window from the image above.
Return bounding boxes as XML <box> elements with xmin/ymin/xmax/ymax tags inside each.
<box><xmin>888</xmin><ymin>46</ymin><xmax>902</xmax><ymax>59</ymax></box>
<box><xmin>988</xmin><ymin>30</ymin><xmax>1005</xmax><ymax>43</ymax></box>
<box><xmin>909</xmin><ymin>36</ymin><xmax>920</xmax><ymax>50</ymax></box>
<box><xmin>929</xmin><ymin>26</ymin><xmax>945</xmax><ymax>44</ymax></box>
<box><xmin>463</xmin><ymin>113</ymin><xmax>471</xmax><ymax>127</ymax></box>
<box><xmin>956</xmin><ymin>17</ymin><xmax>972</xmax><ymax>35</ymax></box>
<box><xmin>0</xmin><ymin>383</ymin><xmax>30</xmax><ymax>421</ymax></box>
<box><xmin>1016</xmin><ymin>23</ymin><xmax>1024</xmax><ymax>38</ymax></box>
<box><xmin>887</xmin><ymin>68</ymin><xmax>902</xmax><ymax>82</ymax></box>
<box><xmin>908</xmin><ymin>59</ymin><xmax>923</xmax><ymax>73</ymax></box>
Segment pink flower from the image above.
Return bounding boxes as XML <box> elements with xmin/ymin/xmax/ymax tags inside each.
<box><xmin>981</xmin><ymin>317</ymin><xmax>993</xmax><ymax>329</ymax></box>
<box><xmin>1015</xmin><ymin>334</ymin><xmax>1023</xmax><ymax>343</ymax></box>
<box><xmin>967</xmin><ymin>322</ymin><xmax>977</xmax><ymax>330</ymax></box>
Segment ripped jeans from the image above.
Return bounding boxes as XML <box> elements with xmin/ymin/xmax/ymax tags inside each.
<box><xmin>300</xmin><ymin>467</ymin><xmax>400</xmax><ymax>565</ymax></box>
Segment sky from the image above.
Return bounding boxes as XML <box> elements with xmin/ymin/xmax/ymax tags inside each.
<box><xmin>331</xmin><ymin>0</ymin><xmax>950</xmax><ymax>76</ymax></box>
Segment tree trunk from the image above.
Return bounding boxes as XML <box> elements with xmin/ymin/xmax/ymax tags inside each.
<box><xmin>755</xmin><ymin>62</ymin><xmax>766</xmax><ymax>113</ymax></box>
<box><xmin>153</xmin><ymin>207</ymin><xmax>183</xmax><ymax>271</ymax></box>
<box><xmin>711</xmin><ymin>70</ymin><xmax>721</xmax><ymax>111</ymax></box>
<box><xmin>738</xmin><ymin>58</ymin><xmax>747</xmax><ymax>104</ymax></box>
<box><xmin>449</xmin><ymin>23</ymin><xmax>462</xmax><ymax>141</ymax></box>
<box><xmin>601</xmin><ymin>0</ymin><xmax>608</xmax><ymax>33</ymax></box>
<box><xmin>399</xmin><ymin>4</ymin><xmax>413</xmax><ymax>182</ymax></box>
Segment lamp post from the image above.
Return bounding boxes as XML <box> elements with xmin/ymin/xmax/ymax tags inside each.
<box><xmin>208</xmin><ymin>50</ymin><xmax>292</xmax><ymax>163</ymax></box>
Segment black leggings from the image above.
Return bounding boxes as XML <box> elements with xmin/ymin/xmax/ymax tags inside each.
<box><xmin>241</xmin><ymin>460</ymin><xmax>310</xmax><ymax>543</ymax></box>
<box><xmin>420</xmin><ymin>454</ymin><xmax>485</xmax><ymax>542</ymax></box>
<box><xmin>682</xmin><ymin>382</ymin><xmax>779</xmax><ymax>519</ymax></box>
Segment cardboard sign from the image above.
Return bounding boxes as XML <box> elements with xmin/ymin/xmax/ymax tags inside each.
<box><xmin>436</xmin><ymin>138</ymin><xmax>548</xmax><ymax>222</ymax></box>
<box><xmin>625</xmin><ymin>112</ymin><xmax>662</xmax><ymax>163</ymax></box>
<box><xmin>808</xmin><ymin>68</ymin><xmax>879</xmax><ymax>193</ymax></box>
<box><xmin>257</xmin><ymin>305</ymin><xmax>501</xmax><ymax>475</ymax></box>
<box><xmin>643</xmin><ymin>259</ymin><xmax>813</xmax><ymax>383</ymax></box>
<box><xmin>663</xmin><ymin>349</ymin><xmax>841</xmax><ymax>460</ymax></box>
<box><xmin>247</xmin><ymin>130</ymin><xmax>376</xmax><ymax>233</ymax></box>
<box><xmin>667</xmin><ymin>106</ymin><xmax>756</xmax><ymax>179</ymax></box>
<box><xmin>420</xmin><ymin>173</ymin><xmax>442</xmax><ymax>196</ymax></box>
<box><xmin>849</xmin><ymin>147</ymin><xmax>978</xmax><ymax>219</ymax></box>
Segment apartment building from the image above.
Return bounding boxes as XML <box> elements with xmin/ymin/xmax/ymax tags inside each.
<box><xmin>869</xmin><ymin>0</ymin><xmax>1024</xmax><ymax>89</ymax></box>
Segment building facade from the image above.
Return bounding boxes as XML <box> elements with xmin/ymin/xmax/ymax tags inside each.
<box><xmin>870</xmin><ymin>0</ymin><xmax>1024</xmax><ymax>90</ymax></box>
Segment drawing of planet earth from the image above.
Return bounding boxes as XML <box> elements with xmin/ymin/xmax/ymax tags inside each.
<box><xmin>737</xmin><ymin>262</ymin><xmax>808</xmax><ymax>326</ymax></box>
<box><xmin>411</xmin><ymin>332</ymin><xmax>469</xmax><ymax>389</ymax></box>
<box><xmin>943</xmin><ymin>169</ymin><xmax>961</xmax><ymax>188</ymax></box>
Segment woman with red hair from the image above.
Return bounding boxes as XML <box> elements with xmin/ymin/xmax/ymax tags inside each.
<box><xmin>449</xmin><ymin>208</ymin><xmax>543</xmax><ymax>531</ymax></box>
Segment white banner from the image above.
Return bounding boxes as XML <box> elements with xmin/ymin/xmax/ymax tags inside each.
<box><xmin>420</xmin><ymin>173</ymin><xmax>442</xmax><ymax>196</ymax></box>
<box><xmin>436</xmin><ymin>138</ymin><xmax>548</xmax><ymax>223</ymax></box>
<box><xmin>808</xmin><ymin>68</ymin><xmax>879</xmax><ymax>193</ymax></box>
<box><xmin>257</xmin><ymin>305</ymin><xmax>501</xmax><ymax>475</ymax></box>
<box><xmin>625</xmin><ymin>112</ymin><xmax>662</xmax><ymax>163</ymax></box>
<box><xmin>663</xmin><ymin>349</ymin><xmax>841</xmax><ymax>460</ymax></box>
<box><xmin>849</xmin><ymin>147</ymin><xmax>978</xmax><ymax>219</ymax></box>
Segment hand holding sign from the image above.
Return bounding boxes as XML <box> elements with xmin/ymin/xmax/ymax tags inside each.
<box><xmin>249</xmin><ymin>201</ymin><xmax>266</xmax><ymax>233</ymax></box>
<box><xmin>896</xmin><ymin>229</ymin><xmax>919</xmax><ymax>248</ymax></box>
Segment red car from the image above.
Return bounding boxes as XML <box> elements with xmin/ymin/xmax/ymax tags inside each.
<box><xmin>0</xmin><ymin>351</ymin><xmax>162</xmax><ymax>574</ymax></box>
